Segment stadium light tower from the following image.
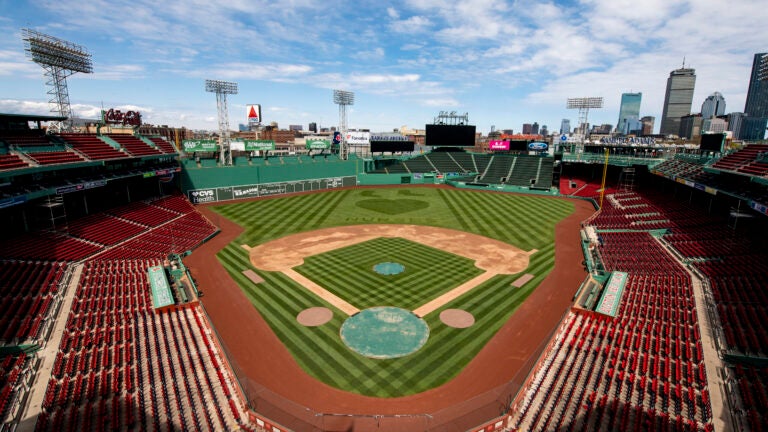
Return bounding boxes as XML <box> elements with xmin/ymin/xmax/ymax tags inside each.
<box><xmin>566</xmin><ymin>97</ymin><xmax>603</xmax><ymax>140</ymax></box>
<box><xmin>205</xmin><ymin>79</ymin><xmax>238</xmax><ymax>166</ymax></box>
<box><xmin>333</xmin><ymin>89</ymin><xmax>354</xmax><ymax>160</ymax></box>
<box><xmin>22</xmin><ymin>28</ymin><xmax>93</xmax><ymax>133</ymax></box>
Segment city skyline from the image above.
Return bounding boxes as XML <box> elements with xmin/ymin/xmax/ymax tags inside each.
<box><xmin>0</xmin><ymin>1</ymin><xmax>767</xmax><ymax>135</ymax></box>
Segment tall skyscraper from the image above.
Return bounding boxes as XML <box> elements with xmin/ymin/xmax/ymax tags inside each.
<box><xmin>616</xmin><ymin>92</ymin><xmax>642</xmax><ymax>134</ymax></box>
<box><xmin>742</xmin><ymin>53</ymin><xmax>768</xmax><ymax>140</ymax></box>
<box><xmin>560</xmin><ymin>119</ymin><xmax>571</xmax><ymax>134</ymax></box>
<box><xmin>660</xmin><ymin>66</ymin><xmax>696</xmax><ymax>136</ymax></box>
<box><xmin>532</xmin><ymin>122</ymin><xmax>540</xmax><ymax>135</ymax></box>
<box><xmin>701</xmin><ymin>92</ymin><xmax>726</xmax><ymax>119</ymax></box>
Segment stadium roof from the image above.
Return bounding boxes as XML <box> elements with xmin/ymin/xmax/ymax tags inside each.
<box><xmin>0</xmin><ymin>112</ymin><xmax>68</xmax><ymax>122</ymax></box>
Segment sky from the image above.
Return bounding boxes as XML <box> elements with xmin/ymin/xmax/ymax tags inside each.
<box><xmin>1</xmin><ymin>0</ymin><xmax>767</xmax><ymax>135</ymax></box>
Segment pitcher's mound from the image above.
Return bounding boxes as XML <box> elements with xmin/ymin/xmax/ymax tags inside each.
<box><xmin>297</xmin><ymin>307</ymin><xmax>333</xmax><ymax>326</ymax></box>
<box><xmin>440</xmin><ymin>309</ymin><xmax>475</xmax><ymax>328</ymax></box>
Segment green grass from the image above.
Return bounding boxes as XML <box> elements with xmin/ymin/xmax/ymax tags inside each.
<box><xmin>212</xmin><ymin>187</ymin><xmax>573</xmax><ymax>397</ymax></box>
<box><xmin>295</xmin><ymin>237</ymin><xmax>483</xmax><ymax>310</ymax></box>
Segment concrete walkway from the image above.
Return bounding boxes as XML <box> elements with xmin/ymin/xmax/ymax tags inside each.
<box><xmin>17</xmin><ymin>263</ymin><xmax>84</xmax><ymax>432</ymax></box>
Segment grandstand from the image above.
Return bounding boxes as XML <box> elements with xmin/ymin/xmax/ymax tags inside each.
<box><xmin>2</xmin><ymin>104</ymin><xmax>768</xmax><ymax>432</ymax></box>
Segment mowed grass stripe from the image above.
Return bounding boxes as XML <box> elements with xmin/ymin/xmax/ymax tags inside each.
<box><xmin>222</xmin><ymin>252</ymin><xmax>386</xmax><ymax>391</ymax></box>
<box><xmin>295</xmin><ymin>238</ymin><xmax>482</xmax><ymax>310</ymax></box>
<box><xmin>213</xmin><ymin>187</ymin><xmax>573</xmax><ymax>396</ymax></box>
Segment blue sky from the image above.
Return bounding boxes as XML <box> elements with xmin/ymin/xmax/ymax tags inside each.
<box><xmin>1</xmin><ymin>0</ymin><xmax>767</xmax><ymax>134</ymax></box>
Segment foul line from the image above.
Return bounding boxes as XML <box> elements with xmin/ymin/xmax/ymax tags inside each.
<box><xmin>413</xmin><ymin>272</ymin><xmax>497</xmax><ymax>317</ymax></box>
<box><xmin>282</xmin><ymin>269</ymin><xmax>360</xmax><ymax>316</ymax></box>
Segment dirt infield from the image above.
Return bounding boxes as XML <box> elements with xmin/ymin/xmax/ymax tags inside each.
<box><xmin>184</xmin><ymin>187</ymin><xmax>595</xmax><ymax>427</ymax></box>
<box><xmin>246</xmin><ymin>224</ymin><xmax>532</xmax><ymax>274</ymax></box>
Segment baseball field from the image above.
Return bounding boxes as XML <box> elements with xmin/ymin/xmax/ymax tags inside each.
<box><xmin>209</xmin><ymin>186</ymin><xmax>574</xmax><ymax>398</ymax></box>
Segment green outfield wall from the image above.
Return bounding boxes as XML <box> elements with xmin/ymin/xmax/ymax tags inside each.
<box><xmin>179</xmin><ymin>156</ymin><xmax>363</xmax><ymax>192</ymax></box>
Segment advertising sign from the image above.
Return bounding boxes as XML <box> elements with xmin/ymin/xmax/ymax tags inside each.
<box><xmin>230</xmin><ymin>140</ymin><xmax>245</xmax><ymax>151</ymax></box>
<box><xmin>528</xmin><ymin>142</ymin><xmax>549</xmax><ymax>152</ymax></box>
<box><xmin>232</xmin><ymin>185</ymin><xmax>260</xmax><ymax>200</ymax></box>
<box><xmin>188</xmin><ymin>189</ymin><xmax>217</xmax><ymax>204</ymax></box>
<box><xmin>244</xmin><ymin>140</ymin><xmax>276</xmax><ymax>151</ymax></box>
<box><xmin>345</xmin><ymin>131</ymin><xmax>370</xmax><ymax>145</ymax></box>
<box><xmin>489</xmin><ymin>140</ymin><xmax>510</xmax><ymax>151</ymax></box>
<box><xmin>182</xmin><ymin>140</ymin><xmax>218</xmax><ymax>152</ymax></box>
<box><xmin>246</xmin><ymin>104</ymin><xmax>262</xmax><ymax>124</ymax></box>
<box><xmin>306</xmin><ymin>139</ymin><xmax>331</xmax><ymax>149</ymax></box>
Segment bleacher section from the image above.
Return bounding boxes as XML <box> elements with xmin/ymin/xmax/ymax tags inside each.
<box><xmin>37</xmin><ymin>259</ymin><xmax>241</xmax><ymax>432</ymax></box>
<box><xmin>402</xmin><ymin>155</ymin><xmax>436</xmax><ymax>173</ymax></box>
<box><xmin>549</xmin><ymin>177</ymin><xmax>768</xmax><ymax>431</ymax></box>
<box><xmin>0</xmin><ymin>353</ymin><xmax>34</xmax><ymax>428</ymax></box>
<box><xmin>107</xmin><ymin>134</ymin><xmax>162</xmax><ymax>157</ymax></box>
<box><xmin>424</xmin><ymin>152</ymin><xmax>465</xmax><ymax>174</ymax></box>
<box><xmin>59</xmin><ymin>134</ymin><xmax>126</xmax><ymax>160</ymax></box>
<box><xmin>712</xmin><ymin>144</ymin><xmax>768</xmax><ymax>176</ymax></box>
<box><xmin>511</xmin><ymin>224</ymin><xmax>712</xmax><ymax>431</ymax></box>
<box><xmin>0</xmin><ymin>262</ymin><xmax>68</xmax><ymax>344</ymax></box>
<box><xmin>147</xmin><ymin>137</ymin><xmax>178</xmax><ymax>154</ymax></box>
<box><xmin>25</xmin><ymin>151</ymin><xmax>85</xmax><ymax>166</ymax></box>
<box><xmin>0</xmin><ymin>154</ymin><xmax>28</xmax><ymax>171</ymax></box>
<box><xmin>480</xmin><ymin>155</ymin><xmax>513</xmax><ymax>183</ymax></box>
<box><xmin>0</xmin><ymin>193</ymin><xmax>246</xmax><ymax>431</ymax></box>
<box><xmin>368</xmin><ymin>151</ymin><xmax>554</xmax><ymax>187</ymax></box>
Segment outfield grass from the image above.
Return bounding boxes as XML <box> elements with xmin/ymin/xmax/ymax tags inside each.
<box><xmin>212</xmin><ymin>187</ymin><xmax>573</xmax><ymax>397</ymax></box>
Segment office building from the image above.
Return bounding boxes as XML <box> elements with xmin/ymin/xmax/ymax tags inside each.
<box><xmin>742</xmin><ymin>53</ymin><xmax>768</xmax><ymax>140</ymax></box>
<box><xmin>660</xmin><ymin>67</ymin><xmax>696</xmax><ymax>136</ymax></box>
<box><xmin>679</xmin><ymin>113</ymin><xmax>703</xmax><ymax>139</ymax></box>
<box><xmin>522</xmin><ymin>123</ymin><xmax>533</xmax><ymax>134</ymax></box>
<box><xmin>701</xmin><ymin>92</ymin><xmax>726</xmax><ymax>119</ymax></box>
<box><xmin>640</xmin><ymin>116</ymin><xmax>655</xmax><ymax>135</ymax></box>
<box><xmin>726</xmin><ymin>112</ymin><xmax>745</xmax><ymax>138</ymax></box>
<box><xmin>616</xmin><ymin>92</ymin><xmax>642</xmax><ymax>134</ymax></box>
<box><xmin>560</xmin><ymin>119</ymin><xmax>571</xmax><ymax>135</ymax></box>
<box><xmin>531</xmin><ymin>122</ymin><xmax>539</xmax><ymax>135</ymax></box>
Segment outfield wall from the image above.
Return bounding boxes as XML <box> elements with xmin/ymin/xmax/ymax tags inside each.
<box><xmin>180</xmin><ymin>157</ymin><xmax>362</xmax><ymax>192</ymax></box>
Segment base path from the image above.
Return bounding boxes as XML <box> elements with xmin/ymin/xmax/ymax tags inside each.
<box><xmin>185</xmin><ymin>187</ymin><xmax>596</xmax><ymax>425</ymax></box>
<box><xmin>413</xmin><ymin>271</ymin><xmax>497</xmax><ymax>317</ymax></box>
<box><xmin>282</xmin><ymin>268</ymin><xmax>360</xmax><ymax>315</ymax></box>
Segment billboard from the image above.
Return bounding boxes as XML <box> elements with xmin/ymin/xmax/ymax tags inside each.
<box><xmin>244</xmin><ymin>140</ymin><xmax>276</xmax><ymax>151</ymax></box>
<box><xmin>528</xmin><ymin>142</ymin><xmax>549</xmax><ymax>152</ymax></box>
<box><xmin>700</xmin><ymin>133</ymin><xmax>724</xmax><ymax>152</ymax></box>
<box><xmin>182</xmin><ymin>140</ymin><xmax>218</xmax><ymax>152</ymax></box>
<box><xmin>346</xmin><ymin>131</ymin><xmax>370</xmax><ymax>145</ymax></box>
<box><xmin>247</xmin><ymin>104</ymin><xmax>262</xmax><ymax>124</ymax></box>
<box><xmin>489</xmin><ymin>140</ymin><xmax>510</xmax><ymax>151</ymax></box>
<box><xmin>230</xmin><ymin>140</ymin><xmax>245</xmax><ymax>151</ymax></box>
<box><xmin>370</xmin><ymin>140</ymin><xmax>415</xmax><ymax>153</ymax></box>
<box><xmin>425</xmin><ymin>124</ymin><xmax>476</xmax><ymax>147</ymax></box>
<box><xmin>306</xmin><ymin>139</ymin><xmax>331</xmax><ymax>149</ymax></box>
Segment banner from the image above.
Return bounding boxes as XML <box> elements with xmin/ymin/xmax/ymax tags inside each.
<box><xmin>230</xmin><ymin>140</ymin><xmax>245</xmax><ymax>151</ymax></box>
<box><xmin>306</xmin><ymin>139</ymin><xmax>331</xmax><ymax>149</ymax></box>
<box><xmin>345</xmin><ymin>131</ymin><xmax>370</xmax><ymax>145</ymax></box>
<box><xmin>489</xmin><ymin>140</ymin><xmax>510</xmax><ymax>151</ymax></box>
<box><xmin>182</xmin><ymin>140</ymin><xmax>218</xmax><ymax>152</ymax></box>
<box><xmin>244</xmin><ymin>140</ymin><xmax>276</xmax><ymax>151</ymax></box>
